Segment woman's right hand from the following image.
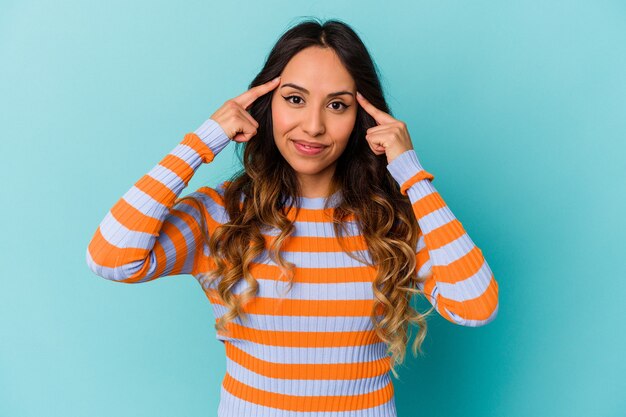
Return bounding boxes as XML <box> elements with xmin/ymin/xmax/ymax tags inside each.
<box><xmin>209</xmin><ymin>76</ymin><xmax>281</xmax><ymax>143</ymax></box>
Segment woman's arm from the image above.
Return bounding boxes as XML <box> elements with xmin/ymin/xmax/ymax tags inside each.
<box><xmin>85</xmin><ymin>118</ymin><xmax>230</xmax><ymax>283</ymax></box>
<box><xmin>387</xmin><ymin>149</ymin><xmax>499</xmax><ymax>327</ymax></box>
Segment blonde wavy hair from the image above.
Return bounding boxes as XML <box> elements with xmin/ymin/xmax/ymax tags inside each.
<box><xmin>176</xmin><ymin>18</ymin><xmax>435</xmax><ymax>378</ymax></box>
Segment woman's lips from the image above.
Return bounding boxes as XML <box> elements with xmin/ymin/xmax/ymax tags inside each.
<box><xmin>292</xmin><ymin>139</ymin><xmax>328</xmax><ymax>148</ymax></box>
<box><xmin>291</xmin><ymin>139</ymin><xmax>328</xmax><ymax>155</ymax></box>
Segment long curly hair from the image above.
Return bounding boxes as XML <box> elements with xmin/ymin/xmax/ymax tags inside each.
<box><xmin>176</xmin><ymin>17</ymin><xmax>435</xmax><ymax>378</ymax></box>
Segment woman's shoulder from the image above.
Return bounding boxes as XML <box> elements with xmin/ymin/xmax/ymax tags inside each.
<box><xmin>182</xmin><ymin>180</ymin><xmax>233</xmax><ymax>215</ymax></box>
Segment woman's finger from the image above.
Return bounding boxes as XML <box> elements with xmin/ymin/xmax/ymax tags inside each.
<box><xmin>356</xmin><ymin>91</ymin><xmax>396</xmax><ymax>125</ymax></box>
<box><xmin>231</xmin><ymin>124</ymin><xmax>257</xmax><ymax>142</ymax></box>
<box><xmin>366</xmin><ymin>124</ymin><xmax>398</xmax><ymax>135</ymax></box>
<box><xmin>238</xmin><ymin>106</ymin><xmax>259</xmax><ymax>129</ymax></box>
<box><xmin>234</xmin><ymin>76</ymin><xmax>281</xmax><ymax>110</ymax></box>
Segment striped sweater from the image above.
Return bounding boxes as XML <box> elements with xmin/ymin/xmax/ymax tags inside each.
<box><xmin>86</xmin><ymin>117</ymin><xmax>499</xmax><ymax>416</ymax></box>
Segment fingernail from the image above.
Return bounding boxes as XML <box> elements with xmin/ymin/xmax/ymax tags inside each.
<box><xmin>356</xmin><ymin>91</ymin><xmax>362</xmax><ymax>98</ymax></box>
<box><xmin>273</xmin><ymin>76</ymin><xmax>281</xmax><ymax>82</ymax></box>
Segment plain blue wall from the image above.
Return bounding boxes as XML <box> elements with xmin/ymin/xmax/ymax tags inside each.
<box><xmin>1</xmin><ymin>1</ymin><xmax>624</xmax><ymax>416</ymax></box>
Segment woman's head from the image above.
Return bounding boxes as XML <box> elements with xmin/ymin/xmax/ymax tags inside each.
<box><xmin>270</xmin><ymin>46</ymin><xmax>357</xmax><ymax>196</ymax></box>
<box><xmin>241</xmin><ymin>18</ymin><xmax>390</xmax><ymax>199</ymax></box>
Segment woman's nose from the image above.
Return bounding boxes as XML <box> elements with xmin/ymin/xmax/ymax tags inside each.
<box><xmin>301</xmin><ymin>107</ymin><xmax>325</xmax><ymax>137</ymax></box>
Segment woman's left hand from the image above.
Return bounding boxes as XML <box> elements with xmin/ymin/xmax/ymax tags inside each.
<box><xmin>356</xmin><ymin>91</ymin><xmax>415</xmax><ymax>164</ymax></box>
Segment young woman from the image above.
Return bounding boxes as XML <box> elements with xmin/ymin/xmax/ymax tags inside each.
<box><xmin>86</xmin><ymin>18</ymin><xmax>499</xmax><ymax>417</ymax></box>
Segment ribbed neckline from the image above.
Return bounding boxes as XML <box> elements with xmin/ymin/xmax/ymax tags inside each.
<box><xmin>288</xmin><ymin>189</ymin><xmax>343</xmax><ymax>209</ymax></box>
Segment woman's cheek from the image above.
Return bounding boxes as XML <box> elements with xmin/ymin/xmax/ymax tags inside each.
<box><xmin>271</xmin><ymin>102</ymin><xmax>294</xmax><ymax>134</ymax></box>
<box><xmin>338</xmin><ymin>113</ymin><xmax>357</xmax><ymax>140</ymax></box>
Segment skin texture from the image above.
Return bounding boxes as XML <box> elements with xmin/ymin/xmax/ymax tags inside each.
<box><xmin>209</xmin><ymin>45</ymin><xmax>417</xmax><ymax>199</ymax></box>
<box><xmin>271</xmin><ymin>46</ymin><xmax>358</xmax><ymax>198</ymax></box>
<box><xmin>356</xmin><ymin>91</ymin><xmax>415</xmax><ymax>165</ymax></box>
<box><xmin>270</xmin><ymin>46</ymin><xmax>417</xmax><ymax>198</ymax></box>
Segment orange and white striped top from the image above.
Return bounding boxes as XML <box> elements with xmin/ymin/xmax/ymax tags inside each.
<box><xmin>86</xmin><ymin>117</ymin><xmax>499</xmax><ymax>416</ymax></box>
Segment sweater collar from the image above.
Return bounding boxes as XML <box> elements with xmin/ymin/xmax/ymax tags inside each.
<box><xmin>287</xmin><ymin>189</ymin><xmax>343</xmax><ymax>209</ymax></box>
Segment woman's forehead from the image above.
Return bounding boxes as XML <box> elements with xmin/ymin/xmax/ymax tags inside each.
<box><xmin>280</xmin><ymin>47</ymin><xmax>355</xmax><ymax>91</ymax></box>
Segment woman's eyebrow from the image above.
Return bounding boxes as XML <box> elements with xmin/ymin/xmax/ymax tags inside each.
<box><xmin>280</xmin><ymin>83</ymin><xmax>354</xmax><ymax>98</ymax></box>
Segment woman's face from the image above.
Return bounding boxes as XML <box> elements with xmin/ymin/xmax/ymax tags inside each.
<box><xmin>271</xmin><ymin>46</ymin><xmax>357</xmax><ymax>194</ymax></box>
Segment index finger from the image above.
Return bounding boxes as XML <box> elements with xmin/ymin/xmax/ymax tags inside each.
<box><xmin>356</xmin><ymin>91</ymin><xmax>395</xmax><ymax>125</ymax></box>
<box><xmin>235</xmin><ymin>76</ymin><xmax>281</xmax><ymax>110</ymax></box>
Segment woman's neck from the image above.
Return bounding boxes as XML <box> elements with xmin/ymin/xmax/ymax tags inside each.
<box><xmin>297</xmin><ymin>170</ymin><xmax>336</xmax><ymax>198</ymax></box>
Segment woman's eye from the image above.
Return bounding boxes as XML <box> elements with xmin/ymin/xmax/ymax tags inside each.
<box><xmin>283</xmin><ymin>96</ymin><xmax>349</xmax><ymax>111</ymax></box>
<box><xmin>284</xmin><ymin>95</ymin><xmax>303</xmax><ymax>105</ymax></box>
<box><xmin>330</xmin><ymin>101</ymin><xmax>349</xmax><ymax>111</ymax></box>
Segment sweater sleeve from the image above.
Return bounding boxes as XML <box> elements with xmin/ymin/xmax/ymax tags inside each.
<box><xmin>386</xmin><ymin>149</ymin><xmax>499</xmax><ymax>327</ymax></box>
<box><xmin>85</xmin><ymin>118</ymin><xmax>231</xmax><ymax>283</ymax></box>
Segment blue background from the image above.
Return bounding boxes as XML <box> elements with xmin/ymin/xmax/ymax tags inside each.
<box><xmin>1</xmin><ymin>1</ymin><xmax>624</xmax><ymax>416</ymax></box>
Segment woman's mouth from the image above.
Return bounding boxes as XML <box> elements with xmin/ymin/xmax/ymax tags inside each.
<box><xmin>291</xmin><ymin>139</ymin><xmax>328</xmax><ymax>156</ymax></box>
